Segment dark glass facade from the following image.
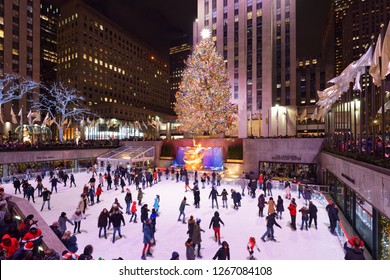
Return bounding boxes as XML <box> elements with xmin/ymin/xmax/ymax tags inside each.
<box><xmin>327</xmin><ymin>171</ymin><xmax>390</xmax><ymax>259</ymax></box>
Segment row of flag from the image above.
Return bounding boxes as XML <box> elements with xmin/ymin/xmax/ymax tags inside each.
<box><xmin>316</xmin><ymin>21</ymin><xmax>390</xmax><ymax>120</ymax></box>
<box><xmin>0</xmin><ymin>107</ymin><xmax>163</xmax><ymax>131</ymax></box>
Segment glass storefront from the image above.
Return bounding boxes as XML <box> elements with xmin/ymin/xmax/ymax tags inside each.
<box><xmin>259</xmin><ymin>162</ymin><xmax>317</xmax><ymax>183</ymax></box>
<box><xmin>327</xmin><ymin>171</ymin><xmax>390</xmax><ymax>259</ymax></box>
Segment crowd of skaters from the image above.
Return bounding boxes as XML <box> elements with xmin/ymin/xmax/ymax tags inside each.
<box><xmin>0</xmin><ymin>164</ymin><xmax>365</xmax><ymax>260</ymax></box>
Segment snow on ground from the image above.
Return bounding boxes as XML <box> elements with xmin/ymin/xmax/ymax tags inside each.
<box><xmin>2</xmin><ymin>172</ymin><xmax>345</xmax><ymax>260</ymax></box>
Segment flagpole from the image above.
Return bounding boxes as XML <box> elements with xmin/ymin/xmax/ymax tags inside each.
<box><xmin>380</xmin><ymin>23</ymin><xmax>386</xmax><ymax>159</ymax></box>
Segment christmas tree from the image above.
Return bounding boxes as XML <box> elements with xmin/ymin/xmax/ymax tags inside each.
<box><xmin>174</xmin><ymin>29</ymin><xmax>237</xmax><ymax>136</ymax></box>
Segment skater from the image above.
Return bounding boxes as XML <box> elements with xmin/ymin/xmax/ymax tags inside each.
<box><xmin>297</xmin><ymin>182</ymin><xmax>304</xmax><ymax>199</ymax></box>
<box><xmin>26</xmin><ymin>184</ymin><xmax>35</xmax><ymax>203</ymax></box>
<box><xmin>35</xmin><ymin>181</ymin><xmax>43</xmax><ymax>197</ymax></box>
<box><xmin>221</xmin><ymin>188</ymin><xmax>228</xmax><ymax>208</ymax></box>
<box><xmin>308</xmin><ymin>200</ymin><xmax>318</xmax><ymax>229</ymax></box>
<box><xmin>200</xmin><ymin>173</ymin><xmax>206</xmax><ymax>188</ymax></box>
<box><xmin>153</xmin><ymin>195</ymin><xmax>160</xmax><ymax>214</ymax></box>
<box><xmin>193</xmin><ymin>185</ymin><xmax>201</xmax><ymax>208</ymax></box>
<box><xmin>187</xmin><ymin>215</ymin><xmax>195</xmax><ymax>239</ymax></box>
<box><xmin>124</xmin><ymin>188</ymin><xmax>132</xmax><ymax>214</ymax></box>
<box><xmin>192</xmin><ymin>218</ymin><xmax>205</xmax><ymax>258</ymax></box>
<box><xmin>178</xmin><ymin>197</ymin><xmax>190</xmax><ymax>224</ymax></box>
<box><xmin>70</xmin><ymin>173</ymin><xmax>76</xmax><ymax>188</ymax></box>
<box><xmin>141</xmin><ymin>218</ymin><xmax>153</xmax><ymax>260</ymax></box>
<box><xmin>284</xmin><ymin>180</ymin><xmax>291</xmax><ymax>199</ymax></box>
<box><xmin>71</xmin><ymin>208</ymin><xmax>85</xmax><ymax>234</ymax></box>
<box><xmin>40</xmin><ymin>188</ymin><xmax>52</xmax><ymax>211</ymax></box>
<box><xmin>208</xmin><ymin>186</ymin><xmax>219</xmax><ymax>209</ymax></box>
<box><xmin>267</xmin><ymin>197</ymin><xmax>276</xmax><ymax>216</ymax></box>
<box><xmin>88</xmin><ymin>187</ymin><xmax>96</xmax><ymax>206</ymax></box>
<box><xmin>185</xmin><ymin>238</ymin><xmax>195</xmax><ymax>260</ymax></box>
<box><xmin>139</xmin><ymin>204</ymin><xmax>150</xmax><ymax>225</ymax></box>
<box><xmin>97</xmin><ymin>208</ymin><xmax>109</xmax><ymax>239</ymax></box>
<box><xmin>137</xmin><ymin>188</ymin><xmax>145</xmax><ymax>206</ymax></box>
<box><xmin>328</xmin><ymin>203</ymin><xmax>340</xmax><ymax>235</ymax></box>
<box><xmin>258</xmin><ymin>173</ymin><xmax>264</xmax><ymax>190</ymax></box>
<box><xmin>109</xmin><ymin>206</ymin><xmax>125</xmax><ymax>243</ymax></box>
<box><xmin>129</xmin><ymin>201</ymin><xmax>138</xmax><ymax>223</ymax></box>
<box><xmin>49</xmin><ymin>176</ymin><xmax>61</xmax><ymax>193</ymax></box>
<box><xmin>63</xmin><ymin>172</ymin><xmax>69</xmax><ymax>187</ymax></box>
<box><xmin>96</xmin><ymin>184</ymin><xmax>102</xmax><ymax>203</ymax></box>
<box><xmin>266</xmin><ymin>179</ymin><xmax>273</xmax><ymax>197</ymax></box>
<box><xmin>303</xmin><ymin>185</ymin><xmax>312</xmax><ymax>205</ymax></box>
<box><xmin>209</xmin><ymin>211</ymin><xmax>225</xmax><ymax>245</ymax></box>
<box><xmin>276</xmin><ymin>195</ymin><xmax>284</xmax><ymax>219</ymax></box>
<box><xmin>299</xmin><ymin>205</ymin><xmax>309</xmax><ymax>230</ymax></box>
<box><xmin>58</xmin><ymin>212</ymin><xmax>74</xmax><ymax>235</ymax></box>
<box><xmin>344</xmin><ymin>236</ymin><xmax>365</xmax><ymax>260</ymax></box>
<box><xmin>247</xmin><ymin>237</ymin><xmax>260</xmax><ymax>260</ymax></box>
<box><xmin>212</xmin><ymin>241</ymin><xmax>230</xmax><ymax>260</ymax></box>
<box><xmin>184</xmin><ymin>176</ymin><xmax>192</xmax><ymax>192</ymax></box>
<box><xmin>231</xmin><ymin>189</ymin><xmax>239</xmax><ymax>210</ymax></box>
<box><xmin>287</xmin><ymin>198</ymin><xmax>297</xmax><ymax>231</ymax></box>
<box><xmin>257</xmin><ymin>193</ymin><xmax>266</xmax><ymax>217</ymax></box>
<box><xmin>13</xmin><ymin>177</ymin><xmax>21</xmax><ymax>195</ymax></box>
<box><xmin>216</xmin><ymin>173</ymin><xmax>221</xmax><ymax>186</ymax></box>
<box><xmin>261</xmin><ymin>212</ymin><xmax>282</xmax><ymax>242</ymax></box>
<box><xmin>120</xmin><ymin>177</ymin><xmax>126</xmax><ymax>193</ymax></box>
<box><xmin>150</xmin><ymin>208</ymin><xmax>158</xmax><ymax>246</ymax></box>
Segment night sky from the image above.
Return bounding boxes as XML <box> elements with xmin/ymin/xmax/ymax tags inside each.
<box><xmin>47</xmin><ymin>0</ymin><xmax>330</xmax><ymax>60</ymax></box>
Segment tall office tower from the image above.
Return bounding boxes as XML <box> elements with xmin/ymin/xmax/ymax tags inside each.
<box><xmin>333</xmin><ymin>0</ymin><xmax>354</xmax><ymax>76</ymax></box>
<box><xmin>0</xmin><ymin>0</ymin><xmax>40</xmax><ymax>130</ymax></box>
<box><xmin>296</xmin><ymin>57</ymin><xmax>326</xmax><ymax>135</ymax></box>
<box><xmin>57</xmin><ymin>0</ymin><xmax>171</xmax><ymax>127</ymax></box>
<box><xmin>194</xmin><ymin>0</ymin><xmax>296</xmax><ymax>138</ymax></box>
<box><xmin>169</xmin><ymin>38</ymin><xmax>192</xmax><ymax>115</ymax></box>
<box><xmin>342</xmin><ymin>0</ymin><xmax>390</xmax><ymax>67</ymax></box>
<box><xmin>40</xmin><ymin>0</ymin><xmax>59</xmax><ymax>86</ymax></box>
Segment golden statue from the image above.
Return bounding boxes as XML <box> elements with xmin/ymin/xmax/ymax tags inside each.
<box><xmin>22</xmin><ymin>126</ymin><xmax>31</xmax><ymax>143</ymax></box>
<box><xmin>183</xmin><ymin>140</ymin><xmax>211</xmax><ymax>170</ymax></box>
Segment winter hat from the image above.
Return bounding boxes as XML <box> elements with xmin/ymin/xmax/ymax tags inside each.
<box><xmin>24</xmin><ymin>242</ymin><xmax>34</xmax><ymax>250</ymax></box>
<box><xmin>196</xmin><ymin>218</ymin><xmax>201</xmax><ymax>224</ymax></box>
<box><xmin>170</xmin><ymin>251</ymin><xmax>179</xmax><ymax>260</ymax></box>
<box><xmin>126</xmin><ymin>188</ymin><xmax>129</xmax><ymax>191</ymax></box>
<box><xmin>26</xmin><ymin>214</ymin><xmax>34</xmax><ymax>220</ymax></box>
<box><xmin>29</xmin><ymin>224</ymin><xmax>38</xmax><ymax>230</ymax></box>
<box><xmin>61</xmin><ymin>212</ymin><xmax>67</xmax><ymax>217</ymax></box>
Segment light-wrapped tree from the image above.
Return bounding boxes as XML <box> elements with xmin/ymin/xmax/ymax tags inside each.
<box><xmin>174</xmin><ymin>30</ymin><xmax>237</xmax><ymax>136</ymax></box>
<box><xmin>30</xmin><ymin>82</ymin><xmax>93</xmax><ymax>142</ymax></box>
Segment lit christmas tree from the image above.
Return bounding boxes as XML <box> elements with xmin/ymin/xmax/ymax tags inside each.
<box><xmin>174</xmin><ymin>29</ymin><xmax>237</xmax><ymax>136</ymax></box>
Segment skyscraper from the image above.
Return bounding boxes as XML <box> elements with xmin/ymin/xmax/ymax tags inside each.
<box><xmin>194</xmin><ymin>0</ymin><xmax>296</xmax><ymax>138</ymax></box>
<box><xmin>0</xmin><ymin>0</ymin><xmax>40</xmax><ymax>128</ymax></box>
<box><xmin>57</xmin><ymin>0</ymin><xmax>171</xmax><ymax>135</ymax></box>
<box><xmin>40</xmin><ymin>0</ymin><xmax>59</xmax><ymax>86</ymax></box>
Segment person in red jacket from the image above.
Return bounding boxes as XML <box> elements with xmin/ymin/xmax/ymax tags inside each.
<box><xmin>129</xmin><ymin>201</ymin><xmax>137</xmax><ymax>223</ymax></box>
<box><xmin>21</xmin><ymin>224</ymin><xmax>43</xmax><ymax>249</ymax></box>
<box><xmin>287</xmin><ymin>198</ymin><xmax>297</xmax><ymax>231</ymax></box>
<box><xmin>247</xmin><ymin>236</ymin><xmax>260</xmax><ymax>260</ymax></box>
<box><xmin>0</xmin><ymin>234</ymin><xmax>20</xmax><ymax>259</ymax></box>
<box><xmin>96</xmin><ymin>184</ymin><xmax>103</xmax><ymax>203</ymax></box>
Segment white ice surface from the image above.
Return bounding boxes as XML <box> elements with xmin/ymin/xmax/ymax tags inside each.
<box><xmin>2</xmin><ymin>172</ymin><xmax>345</xmax><ymax>260</ymax></box>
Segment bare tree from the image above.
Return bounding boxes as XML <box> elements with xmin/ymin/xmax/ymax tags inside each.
<box><xmin>30</xmin><ymin>82</ymin><xmax>94</xmax><ymax>142</ymax></box>
<box><xmin>0</xmin><ymin>73</ymin><xmax>40</xmax><ymax>105</ymax></box>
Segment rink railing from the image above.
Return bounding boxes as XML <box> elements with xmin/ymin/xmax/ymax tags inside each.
<box><xmin>0</xmin><ymin>167</ymin><xmax>89</xmax><ymax>184</ymax></box>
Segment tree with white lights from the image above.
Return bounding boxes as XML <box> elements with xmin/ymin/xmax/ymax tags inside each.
<box><xmin>30</xmin><ymin>82</ymin><xmax>93</xmax><ymax>142</ymax></box>
<box><xmin>0</xmin><ymin>73</ymin><xmax>40</xmax><ymax>106</ymax></box>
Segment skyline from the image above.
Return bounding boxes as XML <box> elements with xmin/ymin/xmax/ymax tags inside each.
<box><xmin>47</xmin><ymin>0</ymin><xmax>330</xmax><ymax>60</ymax></box>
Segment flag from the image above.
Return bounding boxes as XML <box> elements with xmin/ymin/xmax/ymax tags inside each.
<box><xmin>10</xmin><ymin>107</ymin><xmax>17</xmax><ymax>124</ymax></box>
<box><xmin>299</xmin><ymin>108</ymin><xmax>307</xmax><ymax>122</ymax></box>
<box><xmin>42</xmin><ymin>112</ymin><xmax>49</xmax><ymax>126</ymax></box>
<box><xmin>310</xmin><ymin>107</ymin><xmax>318</xmax><ymax>120</ymax></box>
<box><xmin>377</xmin><ymin>100</ymin><xmax>390</xmax><ymax>114</ymax></box>
<box><xmin>369</xmin><ymin>34</ymin><xmax>382</xmax><ymax>87</ymax></box>
<box><xmin>32</xmin><ymin>111</ymin><xmax>41</xmax><ymax>123</ymax></box>
<box><xmin>353</xmin><ymin>45</ymin><xmax>373</xmax><ymax>91</ymax></box>
<box><xmin>381</xmin><ymin>21</ymin><xmax>390</xmax><ymax>80</ymax></box>
<box><xmin>18</xmin><ymin>108</ymin><xmax>23</xmax><ymax>125</ymax></box>
<box><xmin>27</xmin><ymin>110</ymin><xmax>32</xmax><ymax>125</ymax></box>
<box><xmin>142</xmin><ymin>120</ymin><xmax>148</xmax><ymax>129</ymax></box>
<box><xmin>328</xmin><ymin>61</ymin><xmax>357</xmax><ymax>92</ymax></box>
<box><xmin>80</xmin><ymin>118</ymin><xmax>85</xmax><ymax>127</ymax></box>
<box><xmin>0</xmin><ymin>106</ymin><xmax>4</xmax><ymax>125</ymax></box>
